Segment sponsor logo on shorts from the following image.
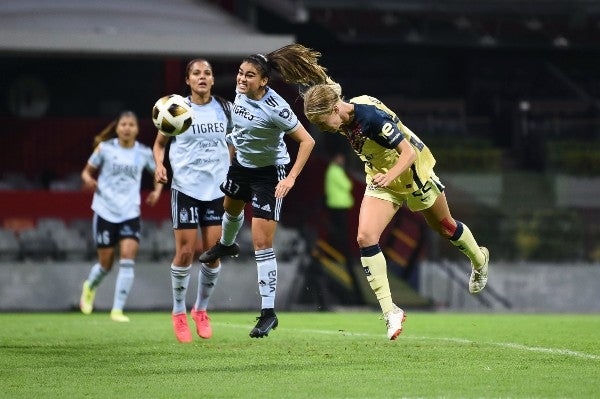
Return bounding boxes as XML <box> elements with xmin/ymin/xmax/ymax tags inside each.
<box><xmin>252</xmin><ymin>196</ymin><xmax>272</xmax><ymax>213</ymax></box>
<box><xmin>203</xmin><ymin>209</ymin><xmax>221</xmax><ymax>222</ymax></box>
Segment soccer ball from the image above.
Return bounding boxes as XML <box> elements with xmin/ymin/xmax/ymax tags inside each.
<box><xmin>151</xmin><ymin>94</ymin><xmax>193</xmax><ymax>136</ymax></box>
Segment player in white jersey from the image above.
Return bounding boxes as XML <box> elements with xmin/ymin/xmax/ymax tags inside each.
<box><xmin>153</xmin><ymin>59</ymin><xmax>232</xmax><ymax>343</ymax></box>
<box><xmin>79</xmin><ymin>111</ymin><xmax>163</xmax><ymax>322</ymax></box>
<box><xmin>302</xmin><ymin>64</ymin><xmax>489</xmax><ymax>339</ymax></box>
<box><xmin>198</xmin><ymin>45</ymin><xmax>333</xmax><ymax>338</ymax></box>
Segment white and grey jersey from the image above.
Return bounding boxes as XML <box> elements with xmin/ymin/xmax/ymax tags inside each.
<box><xmin>228</xmin><ymin>87</ymin><xmax>299</xmax><ymax>168</ymax></box>
<box><xmin>169</xmin><ymin>96</ymin><xmax>232</xmax><ymax>201</ymax></box>
<box><xmin>88</xmin><ymin>139</ymin><xmax>155</xmax><ymax>223</ymax></box>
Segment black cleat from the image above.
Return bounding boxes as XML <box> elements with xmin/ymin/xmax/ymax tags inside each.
<box><xmin>198</xmin><ymin>242</ymin><xmax>240</xmax><ymax>263</ymax></box>
<box><xmin>249</xmin><ymin>308</ymin><xmax>279</xmax><ymax>338</ymax></box>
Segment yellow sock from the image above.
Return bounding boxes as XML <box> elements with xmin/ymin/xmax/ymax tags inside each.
<box><xmin>450</xmin><ymin>222</ymin><xmax>485</xmax><ymax>268</ymax></box>
<box><xmin>361</xmin><ymin>250</ymin><xmax>393</xmax><ymax>315</ymax></box>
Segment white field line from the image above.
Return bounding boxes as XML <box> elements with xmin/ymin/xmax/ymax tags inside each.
<box><xmin>214</xmin><ymin>322</ymin><xmax>600</xmax><ymax>361</ymax></box>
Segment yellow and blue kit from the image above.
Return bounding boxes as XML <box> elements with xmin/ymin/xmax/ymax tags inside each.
<box><xmin>340</xmin><ymin>95</ymin><xmax>436</xmax><ymax>195</ymax></box>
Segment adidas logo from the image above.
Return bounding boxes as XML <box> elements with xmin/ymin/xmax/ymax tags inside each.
<box><xmin>261</xmin><ymin>204</ymin><xmax>271</xmax><ymax>212</ymax></box>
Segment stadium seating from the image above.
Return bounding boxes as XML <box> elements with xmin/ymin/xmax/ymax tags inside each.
<box><xmin>0</xmin><ymin>228</ymin><xmax>20</xmax><ymax>261</ymax></box>
<box><xmin>17</xmin><ymin>227</ymin><xmax>57</xmax><ymax>261</ymax></box>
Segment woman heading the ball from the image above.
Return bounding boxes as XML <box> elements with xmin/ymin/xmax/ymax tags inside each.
<box><xmin>153</xmin><ymin>59</ymin><xmax>233</xmax><ymax>343</ymax></box>
<box><xmin>79</xmin><ymin>111</ymin><xmax>163</xmax><ymax>322</ymax></box>
<box><xmin>198</xmin><ymin>45</ymin><xmax>322</xmax><ymax>338</ymax></box>
<box><xmin>297</xmin><ymin>47</ymin><xmax>489</xmax><ymax>340</ymax></box>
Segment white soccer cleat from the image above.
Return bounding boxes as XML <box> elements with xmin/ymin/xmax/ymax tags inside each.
<box><xmin>469</xmin><ymin>247</ymin><xmax>489</xmax><ymax>294</ymax></box>
<box><xmin>385</xmin><ymin>305</ymin><xmax>406</xmax><ymax>340</ymax></box>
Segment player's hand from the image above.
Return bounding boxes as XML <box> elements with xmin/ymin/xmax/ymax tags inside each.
<box><xmin>155</xmin><ymin>164</ymin><xmax>168</xmax><ymax>184</ymax></box>
<box><xmin>275</xmin><ymin>176</ymin><xmax>295</xmax><ymax>198</ymax></box>
<box><xmin>372</xmin><ymin>173</ymin><xmax>393</xmax><ymax>188</ymax></box>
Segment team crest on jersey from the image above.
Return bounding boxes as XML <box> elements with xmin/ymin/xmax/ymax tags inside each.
<box><xmin>179</xmin><ymin>208</ymin><xmax>189</xmax><ymax>223</ymax></box>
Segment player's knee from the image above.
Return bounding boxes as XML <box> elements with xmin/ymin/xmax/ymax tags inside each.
<box><xmin>175</xmin><ymin>246</ymin><xmax>194</xmax><ymax>265</ymax></box>
<box><xmin>356</xmin><ymin>231</ymin><xmax>378</xmax><ymax>248</ymax></box>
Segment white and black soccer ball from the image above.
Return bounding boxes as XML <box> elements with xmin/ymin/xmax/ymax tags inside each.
<box><xmin>151</xmin><ymin>94</ymin><xmax>193</xmax><ymax>136</ymax></box>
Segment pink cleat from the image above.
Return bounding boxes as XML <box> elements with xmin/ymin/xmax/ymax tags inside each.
<box><xmin>172</xmin><ymin>313</ymin><xmax>192</xmax><ymax>343</ymax></box>
<box><xmin>191</xmin><ymin>308</ymin><xmax>212</xmax><ymax>339</ymax></box>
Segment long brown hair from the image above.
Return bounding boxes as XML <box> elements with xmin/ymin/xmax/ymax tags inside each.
<box><xmin>245</xmin><ymin>44</ymin><xmax>343</xmax><ymax>122</ymax></box>
<box><xmin>245</xmin><ymin>44</ymin><xmax>330</xmax><ymax>86</ymax></box>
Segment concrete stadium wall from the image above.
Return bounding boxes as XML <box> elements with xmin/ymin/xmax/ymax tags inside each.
<box><xmin>0</xmin><ymin>259</ymin><xmax>301</xmax><ymax>312</ymax></box>
<box><xmin>419</xmin><ymin>261</ymin><xmax>600</xmax><ymax>313</ymax></box>
<box><xmin>1</xmin><ymin>259</ymin><xmax>599</xmax><ymax>313</ymax></box>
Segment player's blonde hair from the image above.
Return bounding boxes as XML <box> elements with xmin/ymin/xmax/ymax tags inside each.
<box><xmin>302</xmin><ymin>84</ymin><xmax>342</xmax><ymax>123</ymax></box>
<box><xmin>93</xmin><ymin>111</ymin><xmax>137</xmax><ymax>148</ymax></box>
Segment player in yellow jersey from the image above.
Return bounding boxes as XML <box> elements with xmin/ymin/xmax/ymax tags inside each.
<box><xmin>301</xmin><ymin>75</ymin><xmax>489</xmax><ymax>340</ymax></box>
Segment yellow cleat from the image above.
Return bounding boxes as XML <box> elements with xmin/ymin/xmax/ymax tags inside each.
<box><xmin>110</xmin><ymin>310</ymin><xmax>130</xmax><ymax>322</ymax></box>
<box><xmin>79</xmin><ymin>281</ymin><xmax>95</xmax><ymax>315</ymax></box>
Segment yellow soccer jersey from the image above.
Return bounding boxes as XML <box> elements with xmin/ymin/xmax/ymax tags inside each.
<box><xmin>338</xmin><ymin>95</ymin><xmax>436</xmax><ymax>194</ymax></box>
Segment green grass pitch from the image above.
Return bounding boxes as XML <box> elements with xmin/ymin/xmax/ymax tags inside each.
<box><xmin>1</xmin><ymin>312</ymin><xmax>599</xmax><ymax>398</ymax></box>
